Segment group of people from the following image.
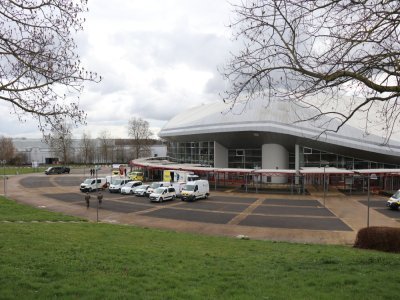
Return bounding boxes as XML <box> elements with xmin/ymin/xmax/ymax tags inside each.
<box><xmin>90</xmin><ymin>168</ymin><xmax>96</xmax><ymax>177</ymax></box>
<box><xmin>85</xmin><ymin>192</ymin><xmax>103</xmax><ymax>208</ymax></box>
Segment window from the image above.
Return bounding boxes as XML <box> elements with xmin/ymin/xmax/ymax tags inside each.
<box><xmin>303</xmin><ymin>147</ymin><xmax>312</xmax><ymax>154</ymax></box>
<box><xmin>236</xmin><ymin>149</ymin><xmax>245</xmax><ymax>156</ymax></box>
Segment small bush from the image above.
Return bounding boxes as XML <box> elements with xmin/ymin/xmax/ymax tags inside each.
<box><xmin>354</xmin><ymin>226</ymin><xmax>400</xmax><ymax>253</ymax></box>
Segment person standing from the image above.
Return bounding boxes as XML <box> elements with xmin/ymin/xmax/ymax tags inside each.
<box><xmin>85</xmin><ymin>192</ymin><xmax>90</xmax><ymax>208</ymax></box>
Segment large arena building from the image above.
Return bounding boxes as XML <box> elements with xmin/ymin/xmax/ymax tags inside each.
<box><xmin>159</xmin><ymin>99</ymin><xmax>400</xmax><ymax>171</ymax></box>
<box><xmin>133</xmin><ymin>98</ymin><xmax>400</xmax><ymax>191</ymax></box>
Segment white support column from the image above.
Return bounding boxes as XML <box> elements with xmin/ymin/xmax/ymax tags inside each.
<box><xmin>295</xmin><ymin>144</ymin><xmax>300</xmax><ymax>184</ymax></box>
<box><xmin>262</xmin><ymin>144</ymin><xmax>289</xmax><ymax>183</ymax></box>
<box><xmin>214</xmin><ymin>141</ymin><xmax>228</xmax><ymax>168</ymax></box>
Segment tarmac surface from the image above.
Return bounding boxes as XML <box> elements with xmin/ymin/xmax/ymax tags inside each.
<box><xmin>3</xmin><ymin>167</ymin><xmax>400</xmax><ymax>245</ymax></box>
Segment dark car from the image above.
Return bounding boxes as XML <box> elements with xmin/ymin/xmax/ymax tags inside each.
<box><xmin>45</xmin><ymin>166</ymin><xmax>70</xmax><ymax>175</ymax></box>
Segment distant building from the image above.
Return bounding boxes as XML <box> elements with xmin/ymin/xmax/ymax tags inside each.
<box><xmin>12</xmin><ymin>138</ymin><xmax>166</xmax><ymax>165</ymax></box>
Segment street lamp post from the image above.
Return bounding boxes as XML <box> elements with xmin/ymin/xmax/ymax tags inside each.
<box><xmin>321</xmin><ymin>160</ymin><xmax>329</xmax><ymax>207</ymax></box>
<box><xmin>1</xmin><ymin>160</ymin><xmax>6</xmax><ymax>197</ymax></box>
<box><xmin>323</xmin><ymin>165</ymin><xmax>326</xmax><ymax>207</ymax></box>
<box><xmin>367</xmin><ymin>173</ymin><xmax>378</xmax><ymax>227</ymax></box>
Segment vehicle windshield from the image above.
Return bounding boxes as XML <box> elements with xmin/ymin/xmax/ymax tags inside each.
<box><xmin>45</xmin><ymin>167</ymin><xmax>52</xmax><ymax>172</ymax></box>
<box><xmin>392</xmin><ymin>190</ymin><xmax>400</xmax><ymax>199</ymax></box>
<box><xmin>84</xmin><ymin>179</ymin><xmax>93</xmax><ymax>184</ymax></box>
<box><xmin>109</xmin><ymin>177</ymin><xmax>119</xmax><ymax>184</ymax></box>
<box><xmin>183</xmin><ymin>185</ymin><xmax>195</xmax><ymax>191</ymax></box>
<box><xmin>154</xmin><ymin>187</ymin><xmax>165</xmax><ymax>194</ymax></box>
<box><xmin>113</xmin><ymin>179</ymin><xmax>124</xmax><ymax>185</ymax></box>
<box><xmin>150</xmin><ymin>182</ymin><xmax>161</xmax><ymax>189</ymax></box>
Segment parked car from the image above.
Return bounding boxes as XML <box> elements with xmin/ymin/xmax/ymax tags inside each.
<box><xmin>80</xmin><ymin>178</ymin><xmax>107</xmax><ymax>192</ymax></box>
<box><xmin>133</xmin><ymin>184</ymin><xmax>150</xmax><ymax>197</ymax></box>
<box><xmin>146</xmin><ymin>181</ymin><xmax>171</xmax><ymax>196</ymax></box>
<box><xmin>108</xmin><ymin>178</ymin><xmax>132</xmax><ymax>193</ymax></box>
<box><xmin>45</xmin><ymin>166</ymin><xmax>70</xmax><ymax>175</ymax></box>
<box><xmin>128</xmin><ymin>171</ymin><xmax>144</xmax><ymax>181</ymax></box>
<box><xmin>120</xmin><ymin>181</ymin><xmax>143</xmax><ymax>195</ymax></box>
<box><xmin>149</xmin><ymin>186</ymin><xmax>176</xmax><ymax>203</ymax></box>
<box><xmin>387</xmin><ymin>189</ymin><xmax>400</xmax><ymax>210</ymax></box>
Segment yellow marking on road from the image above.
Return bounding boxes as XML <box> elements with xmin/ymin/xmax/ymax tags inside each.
<box><xmin>227</xmin><ymin>197</ymin><xmax>265</xmax><ymax>225</ymax></box>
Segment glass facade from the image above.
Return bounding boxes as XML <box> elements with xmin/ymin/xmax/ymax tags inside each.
<box><xmin>228</xmin><ymin>148</ymin><xmax>262</xmax><ymax>169</ymax></box>
<box><xmin>167</xmin><ymin>141</ymin><xmax>214</xmax><ymax>166</ymax></box>
<box><xmin>167</xmin><ymin>141</ymin><xmax>400</xmax><ymax>170</ymax></box>
<box><xmin>288</xmin><ymin>146</ymin><xmax>400</xmax><ymax>169</ymax></box>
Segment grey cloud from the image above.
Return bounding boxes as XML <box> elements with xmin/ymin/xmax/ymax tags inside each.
<box><xmin>121</xmin><ymin>89</ymin><xmax>192</xmax><ymax>122</ymax></box>
<box><xmin>204</xmin><ymin>71</ymin><xmax>227</xmax><ymax>95</ymax></box>
<box><xmin>151</xmin><ymin>78</ymin><xmax>168</xmax><ymax>92</ymax></box>
<box><xmin>113</xmin><ymin>29</ymin><xmax>231</xmax><ymax>72</ymax></box>
<box><xmin>84</xmin><ymin>64</ymin><xmax>128</xmax><ymax>95</ymax></box>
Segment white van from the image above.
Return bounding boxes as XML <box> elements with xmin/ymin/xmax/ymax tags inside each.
<box><xmin>387</xmin><ymin>189</ymin><xmax>400</xmax><ymax>210</ymax></box>
<box><xmin>109</xmin><ymin>177</ymin><xmax>132</xmax><ymax>193</ymax></box>
<box><xmin>80</xmin><ymin>178</ymin><xmax>107</xmax><ymax>193</ymax></box>
<box><xmin>172</xmin><ymin>182</ymin><xmax>186</xmax><ymax>198</ymax></box>
<box><xmin>149</xmin><ymin>186</ymin><xmax>176</xmax><ymax>202</ymax></box>
<box><xmin>181</xmin><ymin>180</ymin><xmax>210</xmax><ymax>201</ymax></box>
<box><xmin>146</xmin><ymin>181</ymin><xmax>171</xmax><ymax>197</ymax></box>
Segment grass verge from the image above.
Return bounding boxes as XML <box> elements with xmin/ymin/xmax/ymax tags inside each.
<box><xmin>0</xmin><ymin>196</ymin><xmax>399</xmax><ymax>299</ymax></box>
<box><xmin>0</xmin><ymin>197</ymin><xmax>85</xmax><ymax>222</ymax></box>
<box><xmin>1</xmin><ymin>166</ymin><xmax>46</xmax><ymax>175</ymax></box>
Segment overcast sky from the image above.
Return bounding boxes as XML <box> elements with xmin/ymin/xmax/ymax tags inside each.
<box><xmin>0</xmin><ymin>0</ymin><xmax>239</xmax><ymax>139</ymax></box>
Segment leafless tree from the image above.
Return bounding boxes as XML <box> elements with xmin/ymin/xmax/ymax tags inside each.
<box><xmin>0</xmin><ymin>136</ymin><xmax>15</xmax><ymax>162</ymax></box>
<box><xmin>223</xmin><ymin>0</ymin><xmax>400</xmax><ymax>142</ymax></box>
<box><xmin>47</xmin><ymin>124</ymin><xmax>73</xmax><ymax>164</ymax></box>
<box><xmin>11</xmin><ymin>152</ymin><xmax>28</xmax><ymax>166</ymax></box>
<box><xmin>97</xmin><ymin>130</ymin><xmax>113</xmax><ymax>163</ymax></box>
<box><xmin>0</xmin><ymin>0</ymin><xmax>100</xmax><ymax>135</ymax></box>
<box><xmin>79</xmin><ymin>131</ymin><xmax>95</xmax><ymax>164</ymax></box>
<box><xmin>127</xmin><ymin>117</ymin><xmax>153</xmax><ymax>159</ymax></box>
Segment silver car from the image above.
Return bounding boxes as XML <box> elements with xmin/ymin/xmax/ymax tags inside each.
<box><xmin>120</xmin><ymin>181</ymin><xmax>143</xmax><ymax>195</ymax></box>
<box><xmin>133</xmin><ymin>184</ymin><xmax>150</xmax><ymax>197</ymax></box>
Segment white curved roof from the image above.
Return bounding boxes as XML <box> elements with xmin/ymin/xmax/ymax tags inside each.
<box><xmin>159</xmin><ymin>98</ymin><xmax>400</xmax><ymax>157</ymax></box>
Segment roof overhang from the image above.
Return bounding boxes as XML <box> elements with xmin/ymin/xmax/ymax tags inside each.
<box><xmin>131</xmin><ymin>158</ymin><xmax>400</xmax><ymax>176</ymax></box>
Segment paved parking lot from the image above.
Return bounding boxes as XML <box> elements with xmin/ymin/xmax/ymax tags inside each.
<box><xmin>8</xmin><ymin>173</ymin><xmax>400</xmax><ymax>244</ymax></box>
<box><xmin>42</xmin><ymin>189</ymin><xmax>352</xmax><ymax>231</ymax></box>
<box><xmin>359</xmin><ymin>199</ymin><xmax>400</xmax><ymax>220</ymax></box>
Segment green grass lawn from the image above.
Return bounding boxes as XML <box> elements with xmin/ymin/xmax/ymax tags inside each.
<box><xmin>0</xmin><ymin>196</ymin><xmax>399</xmax><ymax>299</ymax></box>
<box><xmin>0</xmin><ymin>197</ymin><xmax>85</xmax><ymax>222</ymax></box>
<box><xmin>0</xmin><ymin>166</ymin><xmax>46</xmax><ymax>176</ymax></box>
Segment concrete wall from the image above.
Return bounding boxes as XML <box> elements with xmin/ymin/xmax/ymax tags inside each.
<box><xmin>214</xmin><ymin>141</ymin><xmax>228</xmax><ymax>168</ymax></box>
<box><xmin>262</xmin><ymin>144</ymin><xmax>289</xmax><ymax>183</ymax></box>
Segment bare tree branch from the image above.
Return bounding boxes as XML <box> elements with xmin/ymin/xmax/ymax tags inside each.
<box><xmin>0</xmin><ymin>136</ymin><xmax>15</xmax><ymax>161</ymax></box>
<box><xmin>223</xmin><ymin>0</ymin><xmax>400</xmax><ymax>143</ymax></box>
<box><xmin>0</xmin><ymin>0</ymin><xmax>101</xmax><ymax>135</ymax></box>
<box><xmin>127</xmin><ymin>117</ymin><xmax>153</xmax><ymax>159</ymax></box>
<box><xmin>46</xmin><ymin>122</ymin><xmax>73</xmax><ymax>164</ymax></box>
